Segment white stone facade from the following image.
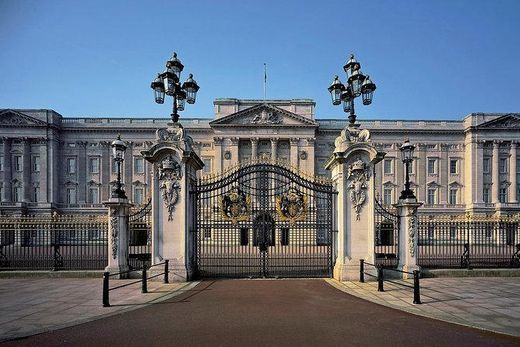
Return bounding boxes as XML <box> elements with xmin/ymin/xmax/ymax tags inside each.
<box><xmin>0</xmin><ymin>99</ymin><xmax>519</xmax><ymax>216</ymax></box>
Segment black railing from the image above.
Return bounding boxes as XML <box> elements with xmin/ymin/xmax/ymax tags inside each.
<box><xmin>360</xmin><ymin>259</ymin><xmax>421</xmax><ymax>304</ymax></box>
<box><xmin>374</xmin><ymin>199</ymin><xmax>400</xmax><ymax>268</ymax></box>
<box><xmin>102</xmin><ymin>260</ymin><xmax>169</xmax><ymax>307</ymax></box>
<box><xmin>417</xmin><ymin>216</ymin><xmax>520</xmax><ymax>268</ymax></box>
<box><xmin>128</xmin><ymin>199</ymin><xmax>152</xmax><ymax>270</ymax></box>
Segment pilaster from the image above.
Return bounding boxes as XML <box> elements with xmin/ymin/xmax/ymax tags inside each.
<box><xmin>22</xmin><ymin>138</ymin><xmax>31</xmax><ymax>202</ymax></box>
<box><xmin>214</xmin><ymin>137</ymin><xmax>223</xmax><ymax>174</ymax></box>
<box><xmin>290</xmin><ymin>138</ymin><xmax>299</xmax><ymax>168</ymax></box>
<box><xmin>2</xmin><ymin>138</ymin><xmax>12</xmax><ymax>202</ymax></box>
<box><xmin>77</xmin><ymin>141</ymin><xmax>88</xmax><ymax>203</ymax></box>
<box><xmin>251</xmin><ymin>138</ymin><xmax>258</xmax><ymax>160</ymax></box>
<box><xmin>492</xmin><ymin>140</ymin><xmax>500</xmax><ymax>203</ymax></box>
<box><xmin>510</xmin><ymin>141</ymin><xmax>518</xmax><ymax>203</ymax></box>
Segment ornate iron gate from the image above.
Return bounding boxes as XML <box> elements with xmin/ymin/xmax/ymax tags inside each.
<box><xmin>194</xmin><ymin>161</ymin><xmax>335</xmax><ymax>278</ymax></box>
<box><xmin>128</xmin><ymin>199</ymin><xmax>152</xmax><ymax>269</ymax></box>
<box><xmin>374</xmin><ymin>198</ymin><xmax>400</xmax><ymax>267</ymax></box>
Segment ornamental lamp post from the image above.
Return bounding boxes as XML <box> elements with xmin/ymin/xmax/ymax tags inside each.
<box><xmin>151</xmin><ymin>52</ymin><xmax>200</xmax><ymax>123</ymax></box>
<box><xmin>399</xmin><ymin>139</ymin><xmax>416</xmax><ymax>200</ymax></box>
<box><xmin>328</xmin><ymin>54</ymin><xmax>376</xmax><ymax>126</ymax></box>
<box><xmin>111</xmin><ymin>134</ymin><xmax>127</xmax><ymax>199</ymax></box>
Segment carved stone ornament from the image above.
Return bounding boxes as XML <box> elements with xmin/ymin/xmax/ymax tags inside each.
<box><xmin>334</xmin><ymin>125</ymin><xmax>371</xmax><ymax>153</ymax></box>
<box><xmin>224</xmin><ymin>151</ymin><xmax>232</xmax><ymax>160</ymax></box>
<box><xmin>110</xmin><ymin>210</ymin><xmax>118</xmax><ymax>259</ymax></box>
<box><xmin>299</xmin><ymin>151</ymin><xmax>307</xmax><ymax>160</ymax></box>
<box><xmin>221</xmin><ymin>187</ymin><xmax>250</xmax><ymax>224</ymax></box>
<box><xmin>408</xmin><ymin>215</ymin><xmax>417</xmax><ymax>257</ymax></box>
<box><xmin>347</xmin><ymin>158</ymin><xmax>369</xmax><ymax>220</ymax></box>
<box><xmin>251</xmin><ymin>109</ymin><xmax>283</xmax><ymax>124</ymax></box>
<box><xmin>158</xmin><ymin>155</ymin><xmax>182</xmax><ymax>221</ymax></box>
<box><xmin>276</xmin><ymin>187</ymin><xmax>307</xmax><ymax>225</ymax></box>
<box><xmin>156</xmin><ymin>123</ymin><xmax>193</xmax><ymax>151</ymax></box>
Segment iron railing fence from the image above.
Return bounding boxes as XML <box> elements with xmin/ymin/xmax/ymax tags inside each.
<box><xmin>417</xmin><ymin>214</ymin><xmax>520</xmax><ymax>268</ymax></box>
<box><xmin>128</xmin><ymin>199</ymin><xmax>152</xmax><ymax>270</ymax></box>
<box><xmin>0</xmin><ymin>214</ymin><xmax>108</xmax><ymax>270</ymax></box>
<box><xmin>374</xmin><ymin>200</ymin><xmax>400</xmax><ymax>268</ymax></box>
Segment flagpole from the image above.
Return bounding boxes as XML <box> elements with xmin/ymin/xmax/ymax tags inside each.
<box><xmin>263</xmin><ymin>63</ymin><xmax>267</xmax><ymax>101</ymax></box>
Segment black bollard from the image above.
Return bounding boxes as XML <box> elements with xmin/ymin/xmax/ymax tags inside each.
<box><xmin>359</xmin><ymin>259</ymin><xmax>365</xmax><ymax>283</ymax></box>
<box><xmin>103</xmin><ymin>272</ymin><xmax>110</xmax><ymax>307</ymax></box>
<box><xmin>413</xmin><ymin>270</ymin><xmax>421</xmax><ymax>304</ymax></box>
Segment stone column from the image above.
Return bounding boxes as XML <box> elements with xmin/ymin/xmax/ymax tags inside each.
<box><xmin>78</xmin><ymin>141</ymin><xmax>88</xmax><ymax>203</ymax></box>
<box><xmin>396</xmin><ymin>198</ymin><xmax>423</xmax><ymax>278</ymax></box>
<box><xmin>2</xmin><ymin>138</ymin><xmax>12</xmax><ymax>202</ymax></box>
<box><xmin>290</xmin><ymin>138</ymin><xmax>299</xmax><ymax>168</ymax></box>
<box><xmin>100</xmin><ymin>141</ymin><xmax>111</xmax><ymax>201</ymax></box>
<box><xmin>325</xmin><ymin>126</ymin><xmax>385</xmax><ymax>281</ymax></box>
<box><xmin>230</xmin><ymin>137</ymin><xmax>239</xmax><ymax>167</ymax></box>
<box><xmin>124</xmin><ymin>142</ymin><xmax>133</xmax><ymax>201</ymax></box>
<box><xmin>511</xmin><ymin>141</ymin><xmax>518</xmax><ymax>203</ymax></box>
<box><xmin>251</xmin><ymin>138</ymin><xmax>258</xmax><ymax>160</ymax></box>
<box><xmin>492</xmin><ymin>140</ymin><xmax>500</xmax><ymax>204</ymax></box>
<box><xmin>305</xmin><ymin>137</ymin><xmax>315</xmax><ymax>176</ymax></box>
<box><xmin>47</xmin><ymin>134</ymin><xmax>60</xmax><ymax>205</ymax></box>
<box><xmin>39</xmin><ymin>138</ymin><xmax>48</xmax><ymax>203</ymax></box>
<box><xmin>214</xmin><ymin>137</ymin><xmax>223</xmax><ymax>174</ymax></box>
<box><xmin>270</xmin><ymin>138</ymin><xmax>278</xmax><ymax>162</ymax></box>
<box><xmin>22</xmin><ymin>138</ymin><xmax>31</xmax><ymax>202</ymax></box>
<box><xmin>104</xmin><ymin>197</ymin><xmax>133</xmax><ymax>278</ymax></box>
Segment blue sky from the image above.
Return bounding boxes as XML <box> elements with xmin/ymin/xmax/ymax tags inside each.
<box><xmin>1</xmin><ymin>0</ymin><xmax>519</xmax><ymax>120</ymax></box>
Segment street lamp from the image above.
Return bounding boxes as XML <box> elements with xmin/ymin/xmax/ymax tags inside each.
<box><xmin>111</xmin><ymin>134</ymin><xmax>127</xmax><ymax>199</ymax></box>
<box><xmin>151</xmin><ymin>52</ymin><xmax>200</xmax><ymax>123</ymax></box>
<box><xmin>399</xmin><ymin>139</ymin><xmax>416</xmax><ymax>200</ymax></box>
<box><xmin>328</xmin><ymin>54</ymin><xmax>376</xmax><ymax>125</ymax></box>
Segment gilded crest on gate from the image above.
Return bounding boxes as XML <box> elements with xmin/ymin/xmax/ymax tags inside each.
<box><xmin>276</xmin><ymin>187</ymin><xmax>307</xmax><ymax>225</ymax></box>
<box><xmin>221</xmin><ymin>187</ymin><xmax>250</xmax><ymax>224</ymax></box>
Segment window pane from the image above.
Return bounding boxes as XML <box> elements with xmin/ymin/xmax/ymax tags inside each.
<box><xmin>450</xmin><ymin>160</ymin><xmax>457</xmax><ymax>174</ymax></box>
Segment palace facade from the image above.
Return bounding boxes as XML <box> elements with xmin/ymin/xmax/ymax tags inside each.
<box><xmin>0</xmin><ymin>98</ymin><xmax>519</xmax><ymax>216</ymax></box>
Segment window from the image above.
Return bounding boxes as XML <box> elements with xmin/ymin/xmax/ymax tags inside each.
<box><xmin>427</xmin><ymin>188</ymin><xmax>436</xmax><ymax>205</ymax></box>
<box><xmin>89</xmin><ymin>157</ymin><xmax>99</xmax><ymax>173</ymax></box>
<box><xmin>67</xmin><ymin>158</ymin><xmax>76</xmax><ymax>174</ymax></box>
<box><xmin>240</xmin><ymin>228</ymin><xmax>249</xmax><ymax>246</ymax></box>
<box><xmin>383</xmin><ymin>159</ymin><xmax>393</xmax><ymax>175</ymax></box>
<box><xmin>499</xmin><ymin>187</ymin><xmax>508</xmax><ymax>203</ymax></box>
<box><xmin>202</xmin><ymin>158</ymin><xmax>212</xmax><ymax>174</ymax></box>
<box><xmin>14</xmin><ymin>155</ymin><xmax>22</xmax><ymax>172</ymax></box>
<box><xmin>485</xmin><ymin>225</ymin><xmax>493</xmax><ymax>238</ymax></box>
<box><xmin>427</xmin><ymin>225</ymin><xmax>434</xmax><ymax>240</ymax></box>
<box><xmin>449</xmin><ymin>188</ymin><xmax>458</xmax><ymax>205</ymax></box>
<box><xmin>204</xmin><ymin>228</ymin><xmax>211</xmax><ymax>239</ymax></box>
<box><xmin>450</xmin><ymin>226</ymin><xmax>457</xmax><ymax>239</ymax></box>
<box><xmin>111</xmin><ymin>158</ymin><xmax>118</xmax><ymax>174</ymax></box>
<box><xmin>483</xmin><ymin>158</ymin><xmax>491</xmax><ymax>174</ymax></box>
<box><xmin>383</xmin><ymin>188</ymin><xmax>393</xmax><ymax>205</ymax></box>
<box><xmin>281</xmin><ymin>228</ymin><xmax>289</xmax><ymax>246</ymax></box>
<box><xmin>449</xmin><ymin>159</ymin><xmax>458</xmax><ymax>174</ymax></box>
<box><xmin>33</xmin><ymin>187</ymin><xmax>39</xmax><ymax>202</ymax></box>
<box><xmin>134</xmin><ymin>187</ymin><xmax>144</xmax><ymax>205</ymax></box>
<box><xmin>88</xmin><ymin>187</ymin><xmax>99</xmax><ymax>204</ymax></box>
<box><xmin>66</xmin><ymin>188</ymin><xmax>77</xmax><ymax>204</ymax></box>
<box><xmin>0</xmin><ymin>186</ymin><xmax>3</xmax><ymax>200</ymax></box>
<box><xmin>134</xmin><ymin>157</ymin><xmax>144</xmax><ymax>174</ymax></box>
<box><xmin>427</xmin><ymin>158</ymin><xmax>436</xmax><ymax>175</ymax></box>
<box><xmin>0</xmin><ymin>156</ymin><xmax>3</xmax><ymax>171</ymax></box>
<box><xmin>14</xmin><ymin>186</ymin><xmax>22</xmax><ymax>202</ymax></box>
<box><xmin>483</xmin><ymin>187</ymin><xmax>490</xmax><ymax>203</ymax></box>
<box><xmin>32</xmin><ymin>156</ymin><xmax>40</xmax><ymax>172</ymax></box>
<box><xmin>499</xmin><ymin>158</ymin><xmax>508</xmax><ymax>174</ymax></box>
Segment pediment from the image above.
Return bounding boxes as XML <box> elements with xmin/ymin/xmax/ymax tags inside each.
<box><xmin>479</xmin><ymin>114</ymin><xmax>520</xmax><ymax>129</ymax></box>
<box><xmin>0</xmin><ymin>109</ymin><xmax>46</xmax><ymax>126</ymax></box>
<box><xmin>210</xmin><ymin>103</ymin><xmax>317</xmax><ymax>127</ymax></box>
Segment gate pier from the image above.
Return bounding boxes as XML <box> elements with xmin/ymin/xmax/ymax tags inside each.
<box><xmin>326</xmin><ymin>125</ymin><xmax>385</xmax><ymax>281</ymax></box>
<box><xmin>142</xmin><ymin>123</ymin><xmax>203</xmax><ymax>281</ymax></box>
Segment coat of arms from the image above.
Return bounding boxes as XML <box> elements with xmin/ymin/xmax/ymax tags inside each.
<box><xmin>348</xmin><ymin>158</ymin><xmax>369</xmax><ymax>220</ymax></box>
<box><xmin>276</xmin><ymin>187</ymin><xmax>307</xmax><ymax>224</ymax></box>
<box><xmin>221</xmin><ymin>187</ymin><xmax>250</xmax><ymax>224</ymax></box>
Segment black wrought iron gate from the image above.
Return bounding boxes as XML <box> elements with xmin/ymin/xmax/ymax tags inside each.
<box><xmin>193</xmin><ymin>162</ymin><xmax>334</xmax><ymax>278</ymax></box>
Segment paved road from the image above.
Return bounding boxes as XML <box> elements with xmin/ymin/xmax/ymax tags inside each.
<box><xmin>4</xmin><ymin>280</ymin><xmax>519</xmax><ymax>346</ymax></box>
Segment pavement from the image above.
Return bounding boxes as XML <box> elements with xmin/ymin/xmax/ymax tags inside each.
<box><xmin>329</xmin><ymin>277</ymin><xmax>520</xmax><ymax>337</ymax></box>
<box><xmin>0</xmin><ymin>277</ymin><xmax>519</xmax><ymax>345</ymax></box>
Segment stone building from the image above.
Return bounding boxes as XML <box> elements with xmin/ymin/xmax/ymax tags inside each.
<box><xmin>0</xmin><ymin>98</ymin><xmax>518</xmax><ymax>216</ymax></box>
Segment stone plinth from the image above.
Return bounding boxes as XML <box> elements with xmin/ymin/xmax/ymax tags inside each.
<box><xmin>104</xmin><ymin>197</ymin><xmax>133</xmax><ymax>278</ymax></box>
<box><xmin>395</xmin><ymin>198</ymin><xmax>423</xmax><ymax>278</ymax></box>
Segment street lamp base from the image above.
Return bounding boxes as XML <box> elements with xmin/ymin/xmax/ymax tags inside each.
<box><xmin>399</xmin><ymin>190</ymin><xmax>416</xmax><ymax>200</ymax></box>
<box><xmin>112</xmin><ymin>189</ymin><xmax>127</xmax><ymax>200</ymax></box>
<box><xmin>171</xmin><ymin>113</ymin><xmax>179</xmax><ymax>123</ymax></box>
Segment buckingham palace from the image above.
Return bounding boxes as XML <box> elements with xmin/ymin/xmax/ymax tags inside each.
<box><xmin>0</xmin><ymin>98</ymin><xmax>519</xmax><ymax>216</ymax></box>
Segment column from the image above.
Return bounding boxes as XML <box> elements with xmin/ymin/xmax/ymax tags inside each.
<box><xmin>101</xmin><ymin>141</ymin><xmax>111</xmax><ymax>201</ymax></box>
<box><xmin>396</xmin><ymin>198</ymin><xmax>423</xmax><ymax>278</ymax></box>
<box><xmin>290</xmin><ymin>138</ymin><xmax>299</xmax><ymax>169</ymax></box>
<box><xmin>39</xmin><ymin>138</ymin><xmax>48</xmax><ymax>203</ymax></box>
<box><xmin>78</xmin><ymin>141</ymin><xmax>88</xmax><ymax>203</ymax></box>
<box><xmin>104</xmin><ymin>198</ymin><xmax>132</xmax><ymax>278</ymax></box>
<box><xmin>270</xmin><ymin>138</ymin><xmax>278</xmax><ymax>162</ymax></box>
<box><xmin>417</xmin><ymin>144</ymin><xmax>426</xmax><ymax>203</ymax></box>
<box><xmin>214</xmin><ymin>137</ymin><xmax>223</xmax><ymax>174</ymax></box>
<box><xmin>2</xmin><ymin>138</ymin><xmax>12</xmax><ymax>202</ymax></box>
<box><xmin>124</xmin><ymin>142</ymin><xmax>133</xmax><ymax>201</ymax></box>
<box><xmin>511</xmin><ymin>141</ymin><xmax>518</xmax><ymax>203</ymax></box>
<box><xmin>251</xmin><ymin>138</ymin><xmax>258</xmax><ymax>160</ymax></box>
<box><xmin>305</xmin><ymin>137</ymin><xmax>315</xmax><ymax>176</ymax></box>
<box><xmin>47</xmin><ymin>133</ymin><xmax>60</xmax><ymax>205</ymax></box>
<box><xmin>230</xmin><ymin>137</ymin><xmax>239</xmax><ymax>167</ymax></box>
<box><xmin>22</xmin><ymin>138</ymin><xmax>31</xmax><ymax>202</ymax></box>
<box><xmin>491</xmin><ymin>140</ymin><xmax>500</xmax><ymax>204</ymax></box>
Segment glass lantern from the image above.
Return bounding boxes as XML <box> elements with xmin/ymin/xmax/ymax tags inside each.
<box><xmin>182</xmin><ymin>74</ymin><xmax>200</xmax><ymax>104</ymax></box>
<box><xmin>328</xmin><ymin>76</ymin><xmax>344</xmax><ymax>106</ymax></box>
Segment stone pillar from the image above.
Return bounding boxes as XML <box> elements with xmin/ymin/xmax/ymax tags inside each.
<box><xmin>271</xmin><ymin>138</ymin><xmax>278</xmax><ymax>162</ymax></box>
<box><xmin>2</xmin><ymin>138</ymin><xmax>12</xmax><ymax>202</ymax></box>
<box><xmin>290</xmin><ymin>138</ymin><xmax>299</xmax><ymax>169</ymax></box>
<box><xmin>142</xmin><ymin>124</ymin><xmax>203</xmax><ymax>281</ymax></box>
<box><xmin>396</xmin><ymin>198</ymin><xmax>423</xmax><ymax>278</ymax></box>
<box><xmin>104</xmin><ymin>197</ymin><xmax>132</xmax><ymax>278</ymax></box>
<box><xmin>47</xmin><ymin>134</ymin><xmax>60</xmax><ymax>205</ymax></box>
<box><xmin>251</xmin><ymin>138</ymin><xmax>258</xmax><ymax>160</ymax></box>
<box><xmin>78</xmin><ymin>141</ymin><xmax>87</xmax><ymax>203</ymax></box>
<box><xmin>124</xmin><ymin>142</ymin><xmax>133</xmax><ymax>201</ymax></box>
<box><xmin>230</xmin><ymin>137</ymin><xmax>239</xmax><ymax>167</ymax></box>
<box><xmin>214</xmin><ymin>137</ymin><xmax>223</xmax><ymax>174</ymax></box>
<box><xmin>492</xmin><ymin>140</ymin><xmax>500</xmax><ymax>204</ymax></box>
<box><xmin>325</xmin><ymin>125</ymin><xmax>385</xmax><ymax>281</ymax></box>
<box><xmin>101</xmin><ymin>141</ymin><xmax>111</xmax><ymax>201</ymax></box>
<box><xmin>305</xmin><ymin>137</ymin><xmax>315</xmax><ymax>176</ymax></box>
<box><xmin>22</xmin><ymin>138</ymin><xmax>31</xmax><ymax>202</ymax></box>
<box><xmin>510</xmin><ymin>141</ymin><xmax>518</xmax><ymax>203</ymax></box>
<box><xmin>39</xmin><ymin>138</ymin><xmax>48</xmax><ymax>203</ymax></box>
